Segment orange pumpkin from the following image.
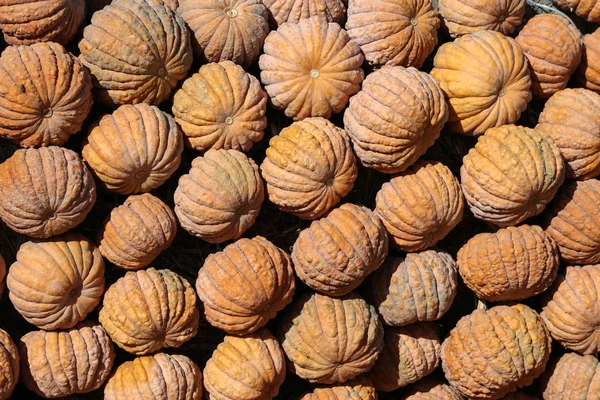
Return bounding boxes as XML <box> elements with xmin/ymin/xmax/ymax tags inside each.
<box><xmin>0</xmin><ymin>329</ymin><xmax>18</xmax><ymax>400</ymax></box>
<box><xmin>400</xmin><ymin>377</ymin><xmax>464</xmax><ymax>400</ymax></box>
<box><xmin>298</xmin><ymin>377</ymin><xmax>377</xmax><ymax>400</ymax></box>
<box><xmin>263</xmin><ymin>0</ymin><xmax>346</xmax><ymax>26</ymax></box>
<box><xmin>542</xmin><ymin>352</ymin><xmax>600</xmax><ymax>399</ymax></box>
<box><xmin>576</xmin><ymin>29</ymin><xmax>600</xmax><ymax>92</ymax></box>
<box><xmin>438</xmin><ymin>0</ymin><xmax>526</xmax><ymax>37</ymax></box>
<box><xmin>554</xmin><ymin>0</ymin><xmax>600</xmax><ymax>23</ymax></box>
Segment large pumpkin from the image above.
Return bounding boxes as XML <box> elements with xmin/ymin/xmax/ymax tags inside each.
<box><xmin>263</xmin><ymin>0</ymin><xmax>346</xmax><ymax>26</ymax></box>
<box><xmin>400</xmin><ymin>377</ymin><xmax>464</xmax><ymax>400</ymax></box>
<box><xmin>542</xmin><ymin>352</ymin><xmax>600</xmax><ymax>399</ymax></box>
<box><xmin>298</xmin><ymin>377</ymin><xmax>376</xmax><ymax>400</ymax></box>
<box><xmin>553</xmin><ymin>0</ymin><xmax>600</xmax><ymax>23</ymax></box>
<box><xmin>576</xmin><ymin>29</ymin><xmax>600</xmax><ymax>92</ymax></box>
<box><xmin>0</xmin><ymin>329</ymin><xmax>18</xmax><ymax>400</ymax></box>
<box><xmin>438</xmin><ymin>0</ymin><xmax>525</xmax><ymax>37</ymax></box>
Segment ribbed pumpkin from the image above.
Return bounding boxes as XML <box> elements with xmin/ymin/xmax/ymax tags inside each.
<box><xmin>554</xmin><ymin>0</ymin><xmax>600</xmax><ymax>23</ymax></box>
<box><xmin>263</xmin><ymin>0</ymin><xmax>346</xmax><ymax>26</ymax></box>
<box><xmin>430</xmin><ymin>30</ymin><xmax>531</xmax><ymax>136</ymax></box>
<box><xmin>19</xmin><ymin>324</ymin><xmax>114</xmax><ymax>398</ymax></box>
<box><xmin>172</xmin><ymin>61</ymin><xmax>267</xmax><ymax>152</ymax></box>
<box><xmin>279</xmin><ymin>292</ymin><xmax>383</xmax><ymax>384</ymax></box>
<box><xmin>542</xmin><ymin>353</ymin><xmax>600</xmax><ymax>399</ymax></box>
<box><xmin>174</xmin><ymin>149</ymin><xmax>264</xmax><ymax>243</ymax></box>
<box><xmin>576</xmin><ymin>29</ymin><xmax>600</xmax><ymax>92</ymax></box>
<box><xmin>196</xmin><ymin>236</ymin><xmax>295</xmax><ymax>335</ymax></box>
<box><xmin>400</xmin><ymin>378</ymin><xmax>464</xmax><ymax>400</ymax></box>
<box><xmin>259</xmin><ymin>16</ymin><xmax>364</xmax><ymax>120</ymax></box>
<box><xmin>298</xmin><ymin>377</ymin><xmax>377</xmax><ymax>400</ymax></box>
<box><xmin>0</xmin><ymin>329</ymin><xmax>18</xmax><ymax>400</ymax></box>
<box><xmin>0</xmin><ymin>146</ymin><xmax>96</xmax><ymax>238</ymax></box>
<box><xmin>78</xmin><ymin>0</ymin><xmax>192</xmax><ymax>106</ymax></box>
<box><xmin>203</xmin><ymin>328</ymin><xmax>286</xmax><ymax>400</ymax></box>
<box><xmin>441</xmin><ymin>304</ymin><xmax>551</xmax><ymax>400</ymax></box>
<box><xmin>99</xmin><ymin>194</ymin><xmax>177</xmax><ymax>270</ymax></box>
<box><xmin>461</xmin><ymin>125</ymin><xmax>564</xmax><ymax>227</ymax></box>
<box><xmin>343</xmin><ymin>66</ymin><xmax>448</xmax><ymax>173</ymax></box>
<box><xmin>438</xmin><ymin>0</ymin><xmax>525</xmax><ymax>37</ymax></box>
<box><xmin>99</xmin><ymin>268</ymin><xmax>199</xmax><ymax>355</ymax></box>
<box><xmin>82</xmin><ymin>104</ymin><xmax>183</xmax><ymax>194</ymax></box>
<box><xmin>515</xmin><ymin>14</ymin><xmax>582</xmax><ymax>99</ymax></box>
<box><xmin>0</xmin><ymin>42</ymin><xmax>93</xmax><ymax>147</ymax></box>
<box><xmin>178</xmin><ymin>0</ymin><xmax>269</xmax><ymax>67</ymax></box>
<box><xmin>374</xmin><ymin>160</ymin><xmax>464</xmax><ymax>251</ymax></box>
<box><xmin>261</xmin><ymin>118</ymin><xmax>358</xmax><ymax>219</ymax></box>
<box><xmin>345</xmin><ymin>0</ymin><xmax>439</xmax><ymax>68</ymax></box>
<box><xmin>105</xmin><ymin>353</ymin><xmax>202</xmax><ymax>400</ymax></box>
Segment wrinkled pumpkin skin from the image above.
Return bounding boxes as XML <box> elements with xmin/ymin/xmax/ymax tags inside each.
<box><xmin>554</xmin><ymin>0</ymin><xmax>600</xmax><ymax>23</ymax></box>
<box><xmin>0</xmin><ymin>329</ymin><xmax>18</xmax><ymax>400</ymax></box>
<box><xmin>542</xmin><ymin>352</ymin><xmax>600</xmax><ymax>400</ymax></box>
<box><xmin>438</xmin><ymin>0</ymin><xmax>525</xmax><ymax>37</ymax></box>
<box><xmin>576</xmin><ymin>29</ymin><xmax>600</xmax><ymax>92</ymax></box>
<box><xmin>400</xmin><ymin>377</ymin><xmax>464</xmax><ymax>400</ymax></box>
<box><xmin>263</xmin><ymin>0</ymin><xmax>346</xmax><ymax>26</ymax></box>
<box><xmin>298</xmin><ymin>376</ymin><xmax>376</xmax><ymax>400</ymax></box>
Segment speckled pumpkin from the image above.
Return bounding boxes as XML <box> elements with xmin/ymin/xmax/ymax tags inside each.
<box><xmin>82</xmin><ymin>104</ymin><xmax>183</xmax><ymax>194</ymax></box>
<box><xmin>554</xmin><ymin>0</ymin><xmax>600</xmax><ymax>23</ymax></box>
<box><xmin>0</xmin><ymin>146</ymin><xmax>96</xmax><ymax>238</ymax></box>
<box><xmin>438</xmin><ymin>0</ymin><xmax>525</xmax><ymax>37</ymax></box>
<box><xmin>576</xmin><ymin>29</ymin><xmax>600</xmax><ymax>92</ymax></box>
<box><xmin>99</xmin><ymin>268</ymin><xmax>199</xmax><ymax>355</ymax></box>
<box><xmin>0</xmin><ymin>329</ymin><xmax>18</xmax><ymax>400</ymax></box>
<box><xmin>542</xmin><ymin>352</ymin><xmax>600</xmax><ymax>400</ymax></box>
<box><xmin>430</xmin><ymin>30</ymin><xmax>531</xmax><ymax>136</ymax></box>
<box><xmin>0</xmin><ymin>42</ymin><xmax>93</xmax><ymax>147</ymax></box>
<box><xmin>400</xmin><ymin>377</ymin><xmax>464</xmax><ymax>400</ymax></box>
<box><xmin>263</xmin><ymin>0</ymin><xmax>346</xmax><ymax>26</ymax></box>
<box><xmin>172</xmin><ymin>61</ymin><xmax>267</xmax><ymax>152</ymax></box>
<box><xmin>259</xmin><ymin>16</ymin><xmax>364</xmax><ymax>120</ymax></box>
<box><xmin>298</xmin><ymin>376</ymin><xmax>377</xmax><ymax>400</ymax></box>
<box><xmin>343</xmin><ymin>66</ymin><xmax>448</xmax><ymax>173</ymax></box>
<box><xmin>78</xmin><ymin>0</ymin><xmax>192</xmax><ymax>106</ymax></box>
<box><xmin>374</xmin><ymin>160</ymin><xmax>464</xmax><ymax>251</ymax></box>
<box><xmin>174</xmin><ymin>149</ymin><xmax>264</xmax><ymax>243</ymax></box>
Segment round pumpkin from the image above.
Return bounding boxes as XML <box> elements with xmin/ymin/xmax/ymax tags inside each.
<box><xmin>0</xmin><ymin>42</ymin><xmax>93</xmax><ymax>147</ymax></box>
<box><xmin>400</xmin><ymin>378</ymin><xmax>464</xmax><ymax>400</ymax></box>
<box><xmin>430</xmin><ymin>30</ymin><xmax>531</xmax><ymax>136</ymax></box>
<box><xmin>441</xmin><ymin>304</ymin><xmax>551</xmax><ymax>400</ymax></box>
<box><xmin>174</xmin><ymin>149</ymin><xmax>264</xmax><ymax>243</ymax></box>
<box><xmin>343</xmin><ymin>66</ymin><xmax>449</xmax><ymax>173</ymax></box>
<box><xmin>374</xmin><ymin>160</ymin><xmax>464</xmax><ymax>251</ymax></box>
<box><xmin>82</xmin><ymin>104</ymin><xmax>183</xmax><ymax>194</ymax></box>
<box><xmin>438</xmin><ymin>0</ymin><xmax>525</xmax><ymax>37</ymax></box>
<box><xmin>298</xmin><ymin>377</ymin><xmax>377</xmax><ymax>400</ymax></box>
<box><xmin>553</xmin><ymin>0</ymin><xmax>600</xmax><ymax>23</ymax></box>
<box><xmin>78</xmin><ymin>0</ymin><xmax>192</xmax><ymax>106</ymax></box>
<box><xmin>0</xmin><ymin>329</ymin><xmax>18</xmax><ymax>400</ymax></box>
<box><xmin>178</xmin><ymin>0</ymin><xmax>269</xmax><ymax>67</ymax></box>
<box><xmin>196</xmin><ymin>236</ymin><xmax>295</xmax><ymax>335</ymax></box>
<box><xmin>98</xmin><ymin>194</ymin><xmax>177</xmax><ymax>270</ymax></box>
<box><xmin>172</xmin><ymin>61</ymin><xmax>267</xmax><ymax>152</ymax></box>
<box><xmin>105</xmin><ymin>353</ymin><xmax>202</xmax><ymax>400</ymax></box>
<box><xmin>576</xmin><ymin>29</ymin><xmax>600</xmax><ymax>92</ymax></box>
<box><xmin>263</xmin><ymin>0</ymin><xmax>346</xmax><ymax>26</ymax></box>
<box><xmin>19</xmin><ymin>324</ymin><xmax>114</xmax><ymax>398</ymax></box>
<box><xmin>259</xmin><ymin>16</ymin><xmax>364</xmax><ymax>120</ymax></box>
<box><xmin>99</xmin><ymin>268</ymin><xmax>199</xmax><ymax>355</ymax></box>
<box><xmin>0</xmin><ymin>146</ymin><xmax>96</xmax><ymax>238</ymax></box>
<box><xmin>461</xmin><ymin>125</ymin><xmax>565</xmax><ymax>227</ymax></box>
<box><xmin>261</xmin><ymin>117</ymin><xmax>358</xmax><ymax>220</ymax></box>
<box><xmin>203</xmin><ymin>328</ymin><xmax>286</xmax><ymax>400</ymax></box>
<box><xmin>542</xmin><ymin>352</ymin><xmax>600</xmax><ymax>399</ymax></box>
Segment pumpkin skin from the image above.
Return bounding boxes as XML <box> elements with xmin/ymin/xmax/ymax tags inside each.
<box><xmin>542</xmin><ymin>353</ymin><xmax>600</xmax><ymax>399</ymax></box>
<box><xmin>279</xmin><ymin>292</ymin><xmax>383</xmax><ymax>384</ymax></box>
<box><xmin>553</xmin><ymin>0</ymin><xmax>600</xmax><ymax>23</ymax></box>
<box><xmin>261</xmin><ymin>118</ymin><xmax>358</xmax><ymax>220</ymax></box>
<box><xmin>172</xmin><ymin>61</ymin><xmax>267</xmax><ymax>152</ymax></box>
<box><xmin>98</xmin><ymin>194</ymin><xmax>177</xmax><ymax>270</ymax></box>
<box><xmin>400</xmin><ymin>378</ymin><xmax>464</xmax><ymax>400</ymax></box>
<box><xmin>441</xmin><ymin>304</ymin><xmax>551</xmax><ymax>400</ymax></box>
<box><xmin>343</xmin><ymin>66</ymin><xmax>448</xmax><ymax>174</ymax></box>
<box><xmin>430</xmin><ymin>30</ymin><xmax>531</xmax><ymax>136</ymax></box>
<box><xmin>263</xmin><ymin>0</ymin><xmax>346</xmax><ymax>26</ymax></box>
<box><xmin>259</xmin><ymin>16</ymin><xmax>364</xmax><ymax>120</ymax></box>
<box><xmin>0</xmin><ymin>329</ymin><xmax>18</xmax><ymax>400</ymax></box>
<box><xmin>196</xmin><ymin>236</ymin><xmax>295</xmax><ymax>335</ymax></box>
<box><xmin>0</xmin><ymin>146</ymin><xmax>96</xmax><ymax>238</ymax></box>
<box><xmin>99</xmin><ymin>268</ymin><xmax>199</xmax><ymax>355</ymax></box>
<box><xmin>19</xmin><ymin>324</ymin><xmax>115</xmax><ymax>398</ymax></box>
<box><xmin>174</xmin><ymin>149</ymin><xmax>264</xmax><ymax>243</ymax></box>
<box><xmin>0</xmin><ymin>42</ymin><xmax>93</xmax><ymax>148</ymax></box>
<box><xmin>374</xmin><ymin>160</ymin><xmax>464</xmax><ymax>251</ymax></box>
<box><xmin>78</xmin><ymin>0</ymin><xmax>192</xmax><ymax>106</ymax></box>
<box><xmin>438</xmin><ymin>0</ymin><xmax>525</xmax><ymax>38</ymax></box>
<box><xmin>82</xmin><ymin>104</ymin><xmax>183</xmax><ymax>194</ymax></box>
<box><xmin>461</xmin><ymin>125</ymin><xmax>565</xmax><ymax>227</ymax></box>
<box><xmin>298</xmin><ymin>377</ymin><xmax>377</xmax><ymax>400</ymax></box>
<box><xmin>105</xmin><ymin>353</ymin><xmax>202</xmax><ymax>400</ymax></box>
<box><xmin>203</xmin><ymin>328</ymin><xmax>286</xmax><ymax>400</ymax></box>
<box><xmin>576</xmin><ymin>29</ymin><xmax>600</xmax><ymax>92</ymax></box>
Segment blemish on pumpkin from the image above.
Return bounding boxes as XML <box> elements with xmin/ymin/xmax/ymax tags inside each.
<box><xmin>42</xmin><ymin>108</ymin><xmax>53</xmax><ymax>118</ymax></box>
<box><xmin>325</xmin><ymin>177</ymin><xmax>334</xmax><ymax>187</ymax></box>
<box><xmin>19</xmin><ymin>85</ymin><xmax>25</xmax><ymax>93</ymax></box>
<box><xmin>498</xmin><ymin>87</ymin><xmax>507</xmax><ymax>97</ymax></box>
<box><xmin>410</xmin><ymin>17</ymin><xmax>418</xmax><ymax>26</ymax></box>
<box><xmin>225</xmin><ymin>116</ymin><xmax>234</xmax><ymax>125</ymax></box>
<box><xmin>157</xmin><ymin>67</ymin><xmax>167</xmax><ymax>78</ymax></box>
<box><xmin>310</xmin><ymin>69</ymin><xmax>320</xmax><ymax>78</ymax></box>
<box><xmin>225</xmin><ymin>8</ymin><xmax>238</xmax><ymax>18</ymax></box>
<box><xmin>134</xmin><ymin>170</ymin><xmax>149</xmax><ymax>180</ymax></box>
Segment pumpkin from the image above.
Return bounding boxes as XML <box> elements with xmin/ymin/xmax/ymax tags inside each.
<box><xmin>515</xmin><ymin>14</ymin><xmax>582</xmax><ymax>99</ymax></box>
<box><xmin>19</xmin><ymin>324</ymin><xmax>114</xmax><ymax>398</ymax></box>
<box><xmin>0</xmin><ymin>329</ymin><xmax>18</xmax><ymax>400</ymax></box>
<box><xmin>99</xmin><ymin>268</ymin><xmax>199</xmax><ymax>355</ymax></box>
<box><xmin>0</xmin><ymin>0</ymin><xmax>85</xmax><ymax>45</ymax></box>
<box><xmin>174</xmin><ymin>149</ymin><xmax>264</xmax><ymax>243</ymax></box>
<box><xmin>177</xmin><ymin>0</ymin><xmax>269</xmax><ymax>67</ymax></box>
<box><xmin>430</xmin><ymin>30</ymin><xmax>531</xmax><ymax>136</ymax></box>
<box><xmin>196</xmin><ymin>236</ymin><xmax>295</xmax><ymax>335</ymax></box>
<box><xmin>203</xmin><ymin>328</ymin><xmax>286</xmax><ymax>400</ymax></box>
<box><xmin>172</xmin><ymin>61</ymin><xmax>267</xmax><ymax>152</ymax></box>
<box><xmin>441</xmin><ymin>304</ymin><xmax>551</xmax><ymax>400</ymax></box>
<box><xmin>261</xmin><ymin>117</ymin><xmax>358</xmax><ymax>220</ymax></box>
<box><xmin>536</xmin><ymin>88</ymin><xmax>600</xmax><ymax>180</ymax></box>
<box><xmin>263</xmin><ymin>0</ymin><xmax>346</xmax><ymax>26</ymax></box>
<box><xmin>553</xmin><ymin>0</ymin><xmax>600</xmax><ymax>23</ymax></box>
<box><xmin>105</xmin><ymin>353</ymin><xmax>202</xmax><ymax>400</ymax></box>
<box><xmin>576</xmin><ymin>29</ymin><xmax>600</xmax><ymax>92</ymax></box>
<box><xmin>343</xmin><ymin>66</ymin><xmax>448</xmax><ymax>173</ymax></box>
<box><xmin>542</xmin><ymin>352</ymin><xmax>600</xmax><ymax>399</ymax></box>
<box><xmin>78</xmin><ymin>0</ymin><xmax>192</xmax><ymax>106</ymax></box>
<box><xmin>374</xmin><ymin>160</ymin><xmax>464</xmax><ymax>251</ymax></box>
<box><xmin>365</xmin><ymin>250</ymin><xmax>458</xmax><ymax>326</ymax></box>
<box><xmin>461</xmin><ymin>125</ymin><xmax>565</xmax><ymax>227</ymax></box>
<box><xmin>98</xmin><ymin>194</ymin><xmax>177</xmax><ymax>270</ymax></box>
<box><xmin>0</xmin><ymin>42</ymin><xmax>93</xmax><ymax>148</ymax></box>
<box><xmin>499</xmin><ymin>393</ymin><xmax>538</xmax><ymax>400</ymax></box>
<box><xmin>0</xmin><ymin>146</ymin><xmax>96</xmax><ymax>238</ymax></box>
<box><xmin>279</xmin><ymin>292</ymin><xmax>383</xmax><ymax>384</ymax></box>
<box><xmin>438</xmin><ymin>0</ymin><xmax>525</xmax><ymax>37</ymax></box>
<box><xmin>298</xmin><ymin>376</ymin><xmax>377</xmax><ymax>400</ymax></box>
<box><xmin>259</xmin><ymin>16</ymin><xmax>364</xmax><ymax>120</ymax></box>
<box><xmin>82</xmin><ymin>104</ymin><xmax>183</xmax><ymax>194</ymax></box>
<box><xmin>400</xmin><ymin>378</ymin><xmax>464</xmax><ymax>400</ymax></box>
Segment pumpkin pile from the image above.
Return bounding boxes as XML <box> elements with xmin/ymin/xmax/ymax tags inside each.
<box><xmin>0</xmin><ymin>1</ymin><xmax>599</xmax><ymax>399</ymax></box>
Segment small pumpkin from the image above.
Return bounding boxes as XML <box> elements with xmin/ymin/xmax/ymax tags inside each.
<box><xmin>298</xmin><ymin>376</ymin><xmax>377</xmax><ymax>400</ymax></box>
<box><xmin>438</xmin><ymin>0</ymin><xmax>525</xmax><ymax>37</ymax></box>
<box><xmin>400</xmin><ymin>378</ymin><xmax>464</xmax><ymax>400</ymax></box>
<box><xmin>553</xmin><ymin>0</ymin><xmax>600</xmax><ymax>23</ymax></box>
<box><xmin>263</xmin><ymin>0</ymin><xmax>346</xmax><ymax>26</ymax></box>
<box><xmin>542</xmin><ymin>352</ymin><xmax>600</xmax><ymax>399</ymax></box>
<box><xmin>0</xmin><ymin>329</ymin><xmax>18</xmax><ymax>400</ymax></box>
<box><xmin>576</xmin><ymin>29</ymin><xmax>600</xmax><ymax>92</ymax></box>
